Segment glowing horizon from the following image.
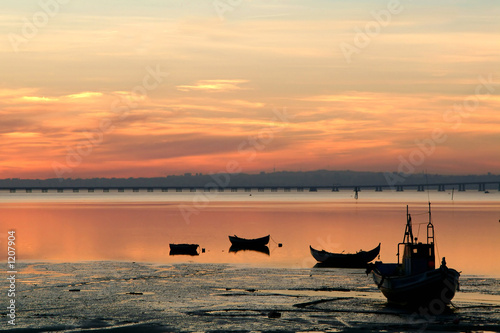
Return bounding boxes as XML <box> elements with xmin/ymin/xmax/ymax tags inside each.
<box><xmin>1</xmin><ymin>1</ymin><xmax>499</xmax><ymax>179</ymax></box>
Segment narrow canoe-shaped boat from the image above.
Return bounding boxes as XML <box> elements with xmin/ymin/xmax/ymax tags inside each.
<box><xmin>366</xmin><ymin>204</ymin><xmax>460</xmax><ymax>307</ymax></box>
<box><xmin>228</xmin><ymin>235</ymin><xmax>270</xmax><ymax>247</ymax></box>
<box><xmin>169</xmin><ymin>243</ymin><xmax>199</xmax><ymax>256</ymax></box>
<box><xmin>310</xmin><ymin>243</ymin><xmax>380</xmax><ymax>268</ymax></box>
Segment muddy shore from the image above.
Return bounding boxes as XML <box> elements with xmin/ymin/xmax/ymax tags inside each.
<box><xmin>2</xmin><ymin>262</ymin><xmax>499</xmax><ymax>332</ymax></box>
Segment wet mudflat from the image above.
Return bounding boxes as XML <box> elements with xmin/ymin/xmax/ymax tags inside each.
<box><xmin>2</xmin><ymin>262</ymin><xmax>499</xmax><ymax>332</ymax></box>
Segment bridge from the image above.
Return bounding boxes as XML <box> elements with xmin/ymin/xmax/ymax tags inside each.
<box><xmin>1</xmin><ymin>181</ymin><xmax>499</xmax><ymax>193</ymax></box>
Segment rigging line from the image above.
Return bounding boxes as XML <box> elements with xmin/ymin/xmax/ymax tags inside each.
<box><xmin>412</xmin><ymin>212</ymin><xmax>428</xmax><ymax>216</ymax></box>
<box><xmin>425</xmin><ymin>171</ymin><xmax>431</xmax><ymax>204</ymax></box>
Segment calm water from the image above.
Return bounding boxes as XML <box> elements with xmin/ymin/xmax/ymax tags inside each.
<box><xmin>1</xmin><ymin>190</ymin><xmax>499</xmax><ymax>332</ymax></box>
<box><xmin>1</xmin><ymin>189</ymin><xmax>499</xmax><ymax>276</ymax></box>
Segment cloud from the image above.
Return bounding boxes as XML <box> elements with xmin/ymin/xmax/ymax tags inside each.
<box><xmin>22</xmin><ymin>96</ymin><xmax>59</xmax><ymax>102</ymax></box>
<box><xmin>20</xmin><ymin>91</ymin><xmax>103</xmax><ymax>103</ymax></box>
<box><xmin>177</xmin><ymin>79</ymin><xmax>249</xmax><ymax>92</ymax></box>
<box><xmin>66</xmin><ymin>92</ymin><xmax>103</xmax><ymax>99</ymax></box>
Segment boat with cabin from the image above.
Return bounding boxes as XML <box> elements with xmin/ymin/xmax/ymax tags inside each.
<box><xmin>366</xmin><ymin>204</ymin><xmax>460</xmax><ymax>306</ymax></box>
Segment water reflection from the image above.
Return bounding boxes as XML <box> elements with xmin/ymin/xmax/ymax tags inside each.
<box><xmin>0</xmin><ymin>196</ymin><xmax>498</xmax><ymax>276</ymax></box>
<box><xmin>229</xmin><ymin>245</ymin><xmax>270</xmax><ymax>256</ymax></box>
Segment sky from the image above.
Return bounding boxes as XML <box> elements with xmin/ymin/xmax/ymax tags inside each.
<box><xmin>1</xmin><ymin>0</ymin><xmax>499</xmax><ymax>179</ymax></box>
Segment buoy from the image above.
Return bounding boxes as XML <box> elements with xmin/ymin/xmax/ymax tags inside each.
<box><xmin>202</xmin><ymin>248</ymin><xmax>205</xmax><ymax>253</ymax></box>
<box><xmin>278</xmin><ymin>243</ymin><xmax>283</xmax><ymax>247</ymax></box>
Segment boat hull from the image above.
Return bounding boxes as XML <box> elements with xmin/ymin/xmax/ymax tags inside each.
<box><xmin>372</xmin><ymin>266</ymin><xmax>460</xmax><ymax>306</ymax></box>
<box><xmin>310</xmin><ymin>243</ymin><xmax>380</xmax><ymax>268</ymax></box>
<box><xmin>229</xmin><ymin>235</ymin><xmax>270</xmax><ymax>247</ymax></box>
<box><xmin>169</xmin><ymin>244</ymin><xmax>199</xmax><ymax>256</ymax></box>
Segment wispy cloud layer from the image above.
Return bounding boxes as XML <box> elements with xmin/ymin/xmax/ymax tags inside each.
<box><xmin>0</xmin><ymin>1</ymin><xmax>499</xmax><ymax>178</ymax></box>
<box><xmin>177</xmin><ymin>80</ymin><xmax>249</xmax><ymax>92</ymax></box>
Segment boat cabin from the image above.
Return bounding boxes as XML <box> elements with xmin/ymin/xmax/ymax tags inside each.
<box><xmin>398</xmin><ymin>204</ymin><xmax>436</xmax><ymax>275</ymax></box>
<box><xmin>402</xmin><ymin>242</ymin><xmax>435</xmax><ymax>275</ymax></box>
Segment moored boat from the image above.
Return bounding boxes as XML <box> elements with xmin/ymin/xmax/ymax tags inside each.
<box><xmin>310</xmin><ymin>243</ymin><xmax>380</xmax><ymax>268</ymax></box>
<box><xmin>228</xmin><ymin>235</ymin><xmax>270</xmax><ymax>247</ymax></box>
<box><xmin>366</xmin><ymin>204</ymin><xmax>460</xmax><ymax>307</ymax></box>
<box><xmin>169</xmin><ymin>243</ymin><xmax>200</xmax><ymax>256</ymax></box>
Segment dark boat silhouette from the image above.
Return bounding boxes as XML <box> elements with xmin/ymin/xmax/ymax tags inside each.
<box><xmin>169</xmin><ymin>243</ymin><xmax>200</xmax><ymax>256</ymax></box>
<box><xmin>310</xmin><ymin>243</ymin><xmax>380</xmax><ymax>268</ymax></box>
<box><xmin>229</xmin><ymin>244</ymin><xmax>270</xmax><ymax>255</ymax></box>
<box><xmin>228</xmin><ymin>235</ymin><xmax>270</xmax><ymax>247</ymax></box>
<box><xmin>366</xmin><ymin>204</ymin><xmax>460</xmax><ymax>306</ymax></box>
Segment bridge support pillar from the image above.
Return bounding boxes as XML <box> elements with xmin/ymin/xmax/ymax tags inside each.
<box><xmin>438</xmin><ymin>185</ymin><xmax>445</xmax><ymax>191</ymax></box>
<box><xmin>332</xmin><ymin>186</ymin><xmax>339</xmax><ymax>192</ymax></box>
<box><xmin>417</xmin><ymin>185</ymin><xmax>425</xmax><ymax>192</ymax></box>
<box><xmin>375</xmin><ymin>186</ymin><xmax>383</xmax><ymax>192</ymax></box>
<box><xmin>478</xmin><ymin>183</ymin><xmax>485</xmax><ymax>191</ymax></box>
<box><xmin>458</xmin><ymin>184</ymin><xmax>465</xmax><ymax>191</ymax></box>
<box><xmin>396</xmin><ymin>186</ymin><xmax>403</xmax><ymax>192</ymax></box>
<box><xmin>10</xmin><ymin>189</ymin><xmax>16</xmax><ymax>193</ymax></box>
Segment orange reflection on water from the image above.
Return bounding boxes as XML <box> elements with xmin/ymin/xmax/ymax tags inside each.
<box><xmin>0</xmin><ymin>200</ymin><xmax>498</xmax><ymax>276</ymax></box>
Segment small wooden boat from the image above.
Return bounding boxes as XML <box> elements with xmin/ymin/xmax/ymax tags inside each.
<box><xmin>366</xmin><ymin>204</ymin><xmax>460</xmax><ymax>307</ymax></box>
<box><xmin>310</xmin><ymin>243</ymin><xmax>380</xmax><ymax>268</ymax></box>
<box><xmin>228</xmin><ymin>235</ymin><xmax>270</xmax><ymax>247</ymax></box>
<box><xmin>229</xmin><ymin>245</ymin><xmax>270</xmax><ymax>256</ymax></box>
<box><xmin>169</xmin><ymin>243</ymin><xmax>199</xmax><ymax>256</ymax></box>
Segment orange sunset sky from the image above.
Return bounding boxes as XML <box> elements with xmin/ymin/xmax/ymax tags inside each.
<box><xmin>1</xmin><ymin>1</ymin><xmax>499</xmax><ymax>179</ymax></box>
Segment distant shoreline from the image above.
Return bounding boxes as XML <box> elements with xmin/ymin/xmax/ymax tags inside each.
<box><xmin>1</xmin><ymin>170</ymin><xmax>499</xmax><ymax>189</ymax></box>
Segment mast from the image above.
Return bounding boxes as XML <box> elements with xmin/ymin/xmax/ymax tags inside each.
<box><xmin>398</xmin><ymin>205</ymin><xmax>414</xmax><ymax>264</ymax></box>
<box><xmin>403</xmin><ymin>205</ymin><xmax>414</xmax><ymax>244</ymax></box>
<box><xmin>427</xmin><ymin>202</ymin><xmax>434</xmax><ymax>244</ymax></box>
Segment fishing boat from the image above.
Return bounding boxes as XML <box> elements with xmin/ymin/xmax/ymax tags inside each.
<box><xmin>228</xmin><ymin>235</ymin><xmax>270</xmax><ymax>247</ymax></box>
<box><xmin>366</xmin><ymin>204</ymin><xmax>460</xmax><ymax>306</ymax></box>
<box><xmin>169</xmin><ymin>243</ymin><xmax>200</xmax><ymax>256</ymax></box>
<box><xmin>310</xmin><ymin>243</ymin><xmax>380</xmax><ymax>268</ymax></box>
